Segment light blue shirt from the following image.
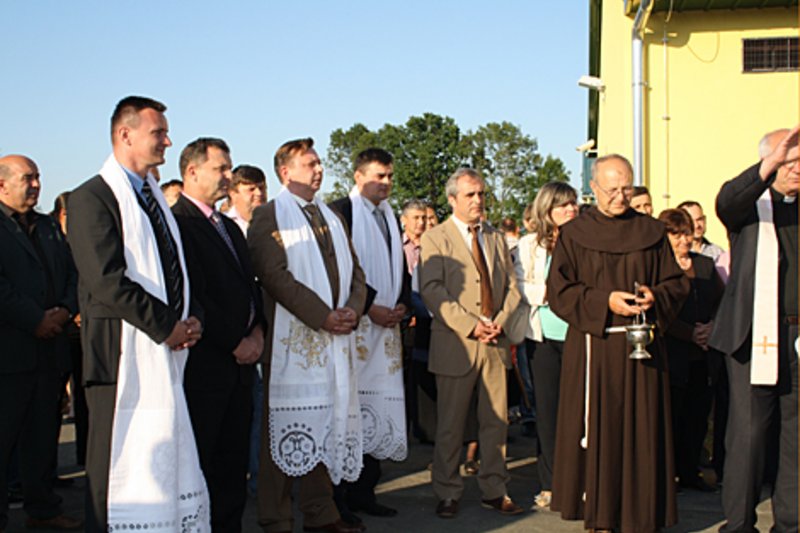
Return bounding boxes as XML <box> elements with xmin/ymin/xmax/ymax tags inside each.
<box><xmin>539</xmin><ymin>255</ymin><xmax>568</xmax><ymax>341</ymax></box>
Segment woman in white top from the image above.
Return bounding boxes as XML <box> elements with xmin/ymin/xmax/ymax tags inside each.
<box><xmin>515</xmin><ymin>181</ymin><xmax>579</xmax><ymax>510</ymax></box>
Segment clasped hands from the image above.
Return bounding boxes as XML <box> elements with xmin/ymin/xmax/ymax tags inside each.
<box><xmin>34</xmin><ymin>306</ymin><xmax>71</xmax><ymax>339</ymax></box>
<box><xmin>368</xmin><ymin>303</ymin><xmax>407</xmax><ymax>328</ymax></box>
<box><xmin>322</xmin><ymin>307</ymin><xmax>359</xmax><ymax>335</ymax></box>
<box><xmin>166</xmin><ymin>316</ymin><xmax>203</xmax><ymax>351</ymax></box>
<box><xmin>472</xmin><ymin>318</ymin><xmax>502</xmax><ymax>345</ymax></box>
<box><xmin>608</xmin><ymin>285</ymin><xmax>654</xmax><ymax>317</ymax></box>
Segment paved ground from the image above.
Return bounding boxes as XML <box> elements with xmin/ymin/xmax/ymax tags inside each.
<box><xmin>5</xmin><ymin>421</ymin><xmax>776</xmax><ymax>532</ymax></box>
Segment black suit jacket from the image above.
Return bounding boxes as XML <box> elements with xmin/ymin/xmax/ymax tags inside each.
<box><xmin>0</xmin><ymin>209</ymin><xmax>77</xmax><ymax>374</ymax></box>
<box><xmin>172</xmin><ymin>195</ymin><xmax>264</xmax><ymax>390</ymax></box>
<box><xmin>709</xmin><ymin>162</ymin><xmax>776</xmax><ymax>358</ymax></box>
<box><xmin>328</xmin><ymin>196</ymin><xmax>412</xmax><ymax>313</ymax></box>
<box><xmin>68</xmin><ymin>175</ymin><xmax>180</xmax><ymax>385</ymax></box>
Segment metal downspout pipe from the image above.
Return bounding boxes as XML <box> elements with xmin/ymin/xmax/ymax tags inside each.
<box><xmin>632</xmin><ymin>0</ymin><xmax>654</xmax><ymax>186</ymax></box>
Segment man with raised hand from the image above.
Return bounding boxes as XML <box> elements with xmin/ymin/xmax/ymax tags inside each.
<box><xmin>710</xmin><ymin>126</ymin><xmax>799</xmax><ymax>533</ymax></box>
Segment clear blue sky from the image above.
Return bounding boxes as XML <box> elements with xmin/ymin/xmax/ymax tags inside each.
<box><xmin>1</xmin><ymin>1</ymin><xmax>590</xmax><ymax>211</ymax></box>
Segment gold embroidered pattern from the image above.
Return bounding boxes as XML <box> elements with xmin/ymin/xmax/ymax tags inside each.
<box><xmin>280</xmin><ymin>320</ymin><xmax>330</xmax><ymax>370</ymax></box>
<box><xmin>354</xmin><ymin>318</ymin><xmax>370</xmax><ymax>362</ymax></box>
<box><xmin>385</xmin><ymin>328</ymin><xmax>402</xmax><ymax>375</ymax></box>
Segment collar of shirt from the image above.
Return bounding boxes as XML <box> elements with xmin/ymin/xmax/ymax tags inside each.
<box><xmin>290</xmin><ymin>192</ymin><xmax>315</xmax><ymax>209</ymax></box>
<box><xmin>121</xmin><ymin>164</ymin><xmax>147</xmax><ymax>197</ymax></box>
<box><xmin>182</xmin><ymin>192</ymin><xmax>215</xmax><ymax>220</ymax></box>
<box><xmin>450</xmin><ymin>215</ymin><xmax>484</xmax><ymax>250</ymax></box>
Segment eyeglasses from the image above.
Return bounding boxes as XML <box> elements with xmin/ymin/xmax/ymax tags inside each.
<box><xmin>592</xmin><ymin>181</ymin><xmax>634</xmax><ymax>199</ymax></box>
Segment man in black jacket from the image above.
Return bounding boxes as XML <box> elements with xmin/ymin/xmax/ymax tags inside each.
<box><xmin>710</xmin><ymin>126</ymin><xmax>799</xmax><ymax>533</ymax></box>
<box><xmin>0</xmin><ymin>155</ymin><xmax>81</xmax><ymax>531</ymax></box>
<box><xmin>68</xmin><ymin>96</ymin><xmax>203</xmax><ymax>532</ymax></box>
<box><xmin>172</xmin><ymin>137</ymin><xmax>265</xmax><ymax>532</ymax></box>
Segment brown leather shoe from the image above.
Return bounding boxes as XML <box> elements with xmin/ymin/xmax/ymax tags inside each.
<box><xmin>436</xmin><ymin>498</ymin><xmax>459</xmax><ymax>518</ymax></box>
<box><xmin>303</xmin><ymin>519</ymin><xmax>366</xmax><ymax>533</ymax></box>
<box><xmin>25</xmin><ymin>514</ymin><xmax>83</xmax><ymax>530</ymax></box>
<box><xmin>481</xmin><ymin>495</ymin><xmax>524</xmax><ymax>515</ymax></box>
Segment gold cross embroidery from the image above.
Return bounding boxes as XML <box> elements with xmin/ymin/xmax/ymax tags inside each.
<box><xmin>754</xmin><ymin>336</ymin><xmax>778</xmax><ymax>354</ymax></box>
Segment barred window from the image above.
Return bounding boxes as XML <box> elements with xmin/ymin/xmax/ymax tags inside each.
<box><xmin>743</xmin><ymin>37</ymin><xmax>798</xmax><ymax>73</ymax></box>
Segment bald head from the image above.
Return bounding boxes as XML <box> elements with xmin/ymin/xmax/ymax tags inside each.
<box><xmin>759</xmin><ymin>129</ymin><xmax>790</xmax><ymax>159</ymax></box>
<box><xmin>0</xmin><ymin>155</ymin><xmax>41</xmax><ymax>213</ymax></box>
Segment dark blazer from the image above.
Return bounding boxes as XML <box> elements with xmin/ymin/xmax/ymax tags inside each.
<box><xmin>709</xmin><ymin>162</ymin><xmax>775</xmax><ymax>358</ymax></box>
<box><xmin>67</xmin><ymin>175</ymin><xmax>180</xmax><ymax>385</ymax></box>
<box><xmin>171</xmin><ymin>195</ymin><xmax>264</xmax><ymax>391</ymax></box>
<box><xmin>328</xmin><ymin>196</ymin><xmax>412</xmax><ymax>312</ymax></box>
<box><xmin>0</xmin><ymin>208</ymin><xmax>77</xmax><ymax>374</ymax></box>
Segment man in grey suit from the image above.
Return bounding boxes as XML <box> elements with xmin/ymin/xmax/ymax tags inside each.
<box><xmin>68</xmin><ymin>96</ymin><xmax>202</xmax><ymax>532</ymax></box>
<box><xmin>0</xmin><ymin>155</ymin><xmax>81</xmax><ymax>532</ymax></box>
<box><xmin>419</xmin><ymin>168</ymin><xmax>523</xmax><ymax>519</ymax></box>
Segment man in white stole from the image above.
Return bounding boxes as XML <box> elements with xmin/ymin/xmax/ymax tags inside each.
<box><xmin>248</xmin><ymin>138</ymin><xmax>367</xmax><ymax>533</ymax></box>
<box><xmin>68</xmin><ymin>96</ymin><xmax>209</xmax><ymax>532</ymax></box>
<box><xmin>710</xmin><ymin>126</ymin><xmax>799</xmax><ymax>533</ymax></box>
<box><xmin>329</xmin><ymin>148</ymin><xmax>409</xmax><ymax>519</ymax></box>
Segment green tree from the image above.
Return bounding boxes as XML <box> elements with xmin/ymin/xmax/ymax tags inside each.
<box><xmin>324</xmin><ymin>115</ymin><xmax>570</xmax><ymax>223</ymax></box>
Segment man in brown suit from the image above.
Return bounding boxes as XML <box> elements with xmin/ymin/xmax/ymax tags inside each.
<box><xmin>419</xmin><ymin>168</ymin><xmax>523</xmax><ymax>519</ymax></box>
<box><xmin>247</xmin><ymin>138</ymin><xmax>367</xmax><ymax>533</ymax></box>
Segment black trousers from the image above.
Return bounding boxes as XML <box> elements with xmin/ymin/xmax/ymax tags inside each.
<box><xmin>528</xmin><ymin>338</ymin><xmax>563</xmax><ymax>492</ymax></box>
<box><xmin>720</xmin><ymin>324</ymin><xmax>798</xmax><ymax>533</ymax></box>
<box><xmin>185</xmin><ymin>381</ymin><xmax>253</xmax><ymax>533</ymax></box>
<box><xmin>84</xmin><ymin>384</ymin><xmax>116</xmax><ymax>533</ymax></box>
<box><xmin>344</xmin><ymin>455</ymin><xmax>382</xmax><ymax>507</ymax></box>
<box><xmin>0</xmin><ymin>370</ymin><xmax>63</xmax><ymax>530</ymax></box>
<box><xmin>670</xmin><ymin>360</ymin><xmax>714</xmax><ymax>484</ymax></box>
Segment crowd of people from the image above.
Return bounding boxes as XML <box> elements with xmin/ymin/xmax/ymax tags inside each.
<box><xmin>0</xmin><ymin>94</ymin><xmax>796</xmax><ymax>533</ymax></box>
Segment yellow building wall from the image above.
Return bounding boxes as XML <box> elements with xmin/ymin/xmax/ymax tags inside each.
<box><xmin>596</xmin><ymin>2</ymin><xmax>799</xmax><ymax>246</ymax></box>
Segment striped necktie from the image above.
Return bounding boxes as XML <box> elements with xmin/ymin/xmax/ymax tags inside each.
<box><xmin>469</xmin><ymin>224</ymin><xmax>493</xmax><ymax>319</ymax></box>
<box><xmin>141</xmin><ymin>181</ymin><xmax>184</xmax><ymax>315</ymax></box>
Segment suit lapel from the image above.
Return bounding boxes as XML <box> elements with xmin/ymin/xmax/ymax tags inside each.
<box><xmin>0</xmin><ymin>211</ymin><xmax>39</xmax><ymax>263</ymax></box>
<box><xmin>442</xmin><ymin>219</ymin><xmax>474</xmax><ymax>271</ymax></box>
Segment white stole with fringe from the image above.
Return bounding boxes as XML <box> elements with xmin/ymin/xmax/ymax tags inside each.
<box><xmin>99</xmin><ymin>155</ymin><xmax>209</xmax><ymax>531</ymax></box>
<box><xmin>348</xmin><ymin>188</ymin><xmax>407</xmax><ymax>461</ymax></box>
<box><xmin>268</xmin><ymin>188</ymin><xmax>363</xmax><ymax>483</ymax></box>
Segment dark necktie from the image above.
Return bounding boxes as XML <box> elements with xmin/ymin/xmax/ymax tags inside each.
<box><xmin>211</xmin><ymin>211</ymin><xmax>255</xmax><ymax>326</ymax></box>
<box><xmin>372</xmin><ymin>207</ymin><xmax>391</xmax><ymax>251</ymax></box>
<box><xmin>303</xmin><ymin>204</ymin><xmax>340</xmax><ymax>305</ymax></box>
<box><xmin>141</xmin><ymin>181</ymin><xmax>184</xmax><ymax>315</ymax></box>
<box><xmin>469</xmin><ymin>225</ymin><xmax>493</xmax><ymax>318</ymax></box>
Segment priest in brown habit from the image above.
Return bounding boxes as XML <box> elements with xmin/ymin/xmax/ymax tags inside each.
<box><xmin>546</xmin><ymin>154</ymin><xmax>689</xmax><ymax>533</ymax></box>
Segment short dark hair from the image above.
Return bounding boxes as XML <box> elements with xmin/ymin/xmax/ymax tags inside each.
<box><xmin>160</xmin><ymin>179</ymin><xmax>183</xmax><ymax>191</ymax></box>
<box><xmin>110</xmin><ymin>96</ymin><xmax>167</xmax><ymax>141</ymax></box>
<box><xmin>274</xmin><ymin>138</ymin><xmax>314</xmax><ymax>180</ymax></box>
<box><xmin>501</xmin><ymin>217</ymin><xmax>518</xmax><ymax>234</ymax></box>
<box><xmin>676</xmin><ymin>200</ymin><xmax>701</xmax><ymax>210</ymax></box>
<box><xmin>401</xmin><ymin>199</ymin><xmax>428</xmax><ymax>216</ymax></box>
<box><xmin>179</xmin><ymin>138</ymin><xmax>230</xmax><ymax>178</ymax></box>
<box><xmin>354</xmin><ymin>148</ymin><xmax>393</xmax><ymax>173</ymax></box>
<box><xmin>632</xmin><ymin>186</ymin><xmax>650</xmax><ymax>197</ymax></box>
<box><xmin>231</xmin><ymin>165</ymin><xmax>266</xmax><ymax>189</ymax></box>
<box><xmin>658</xmin><ymin>208</ymin><xmax>694</xmax><ymax>235</ymax></box>
<box><xmin>50</xmin><ymin>191</ymin><xmax>70</xmax><ymax>218</ymax></box>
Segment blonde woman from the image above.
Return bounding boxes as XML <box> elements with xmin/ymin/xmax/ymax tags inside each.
<box><xmin>515</xmin><ymin>182</ymin><xmax>578</xmax><ymax>510</ymax></box>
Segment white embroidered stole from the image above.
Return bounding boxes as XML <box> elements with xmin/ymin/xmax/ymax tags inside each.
<box><xmin>268</xmin><ymin>188</ymin><xmax>362</xmax><ymax>483</ymax></box>
<box><xmin>751</xmin><ymin>189</ymin><xmax>780</xmax><ymax>385</ymax></box>
<box><xmin>348</xmin><ymin>188</ymin><xmax>407</xmax><ymax>461</ymax></box>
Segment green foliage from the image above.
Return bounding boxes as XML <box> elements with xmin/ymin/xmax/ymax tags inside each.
<box><xmin>324</xmin><ymin>114</ymin><xmax>570</xmax><ymax>223</ymax></box>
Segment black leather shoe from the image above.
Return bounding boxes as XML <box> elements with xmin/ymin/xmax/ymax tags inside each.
<box><xmin>350</xmin><ymin>501</ymin><xmax>397</xmax><ymax>517</ymax></box>
<box><xmin>25</xmin><ymin>515</ymin><xmax>83</xmax><ymax>530</ymax></box>
<box><xmin>436</xmin><ymin>498</ymin><xmax>459</xmax><ymax>518</ymax></box>
<box><xmin>303</xmin><ymin>519</ymin><xmax>366</xmax><ymax>533</ymax></box>
<box><xmin>339</xmin><ymin>508</ymin><xmax>363</xmax><ymax>525</ymax></box>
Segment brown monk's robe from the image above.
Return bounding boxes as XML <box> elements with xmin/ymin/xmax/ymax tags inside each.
<box><xmin>546</xmin><ymin>206</ymin><xmax>689</xmax><ymax>533</ymax></box>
